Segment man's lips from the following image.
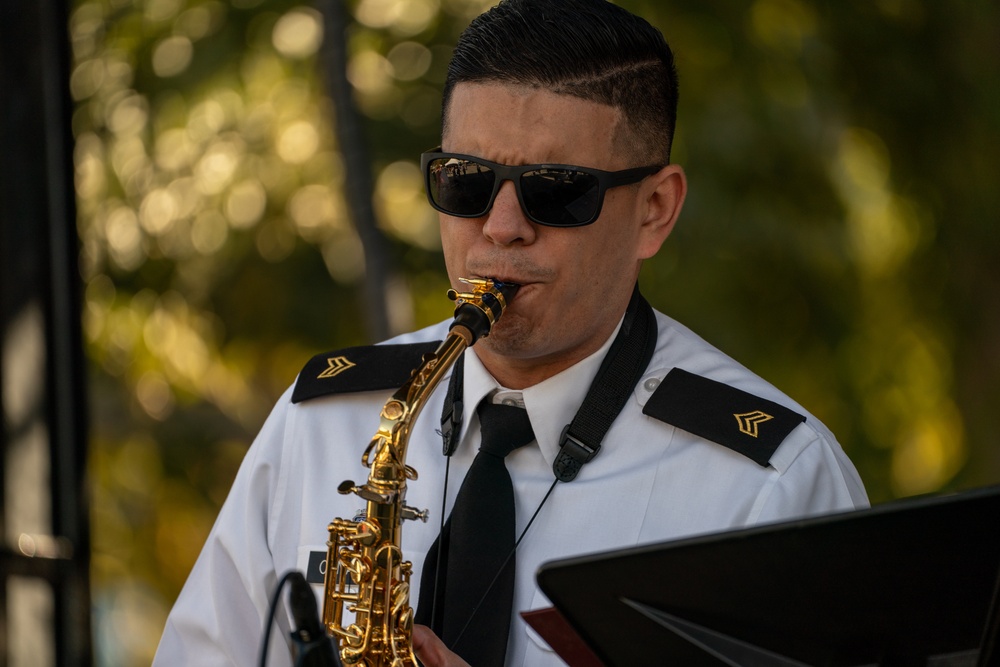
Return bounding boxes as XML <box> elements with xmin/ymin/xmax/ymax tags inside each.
<box><xmin>473</xmin><ymin>271</ymin><xmax>545</xmax><ymax>288</ymax></box>
<box><xmin>467</xmin><ymin>250</ymin><xmax>553</xmax><ymax>284</ymax></box>
<box><xmin>478</xmin><ymin>276</ymin><xmax>536</xmax><ymax>303</ymax></box>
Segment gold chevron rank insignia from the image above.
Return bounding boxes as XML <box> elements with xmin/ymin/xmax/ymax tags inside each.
<box><xmin>734</xmin><ymin>410</ymin><xmax>774</xmax><ymax>438</ymax></box>
<box><xmin>642</xmin><ymin>368</ymin><xmax>806</xmax><ymax>467</ymax></box>
<box><xmin>318</xmin><ymin>356</ymin><xmax>356</xmax><ymax>379</ymax></box>
<box><xmin>292</xmin><ymin>342</ymin><xmax>440</xmax><ymax>404</ymax></box>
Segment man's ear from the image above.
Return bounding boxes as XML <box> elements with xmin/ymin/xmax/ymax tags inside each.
<box><xmin>637</xmin><ymin>164</ymin><xmax>687</xmax><ymax>260</ymax></box>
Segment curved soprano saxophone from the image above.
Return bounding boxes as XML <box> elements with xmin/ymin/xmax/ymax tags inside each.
<box><xmin>322</xmin><ymin>278</ymin><xmax>518</xmax><ymax>666</ymax></box>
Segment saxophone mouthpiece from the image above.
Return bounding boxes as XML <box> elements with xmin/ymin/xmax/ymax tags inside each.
<box><xmin>447</xmin><ymin>277</ymin><xmax>518</xmax><ymax>304</ymax></box>
<box><xmin>492</xmin><ymin>279</ymin><xmax>519</xmax><ymax>304</ymax></box>
<box><xmin>448</xmin><ymin>277</ymin><xmax>518</xmax><ymax>344</ymax></box>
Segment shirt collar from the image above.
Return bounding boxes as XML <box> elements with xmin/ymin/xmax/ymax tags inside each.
<box><xmin>461</xmin><ymin>318</ymin><xmax>624</xmax><ymax>467</ymax></box>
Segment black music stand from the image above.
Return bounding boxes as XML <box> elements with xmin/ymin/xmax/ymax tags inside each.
<box><xmin>536</xmin><ymin>485</ymin><xmax>1000</xmax><ymax>667</ymax></box>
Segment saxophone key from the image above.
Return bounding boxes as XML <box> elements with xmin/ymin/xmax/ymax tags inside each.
<box><xmin>400</xmin><ymin>505</ymin><xmax>428</xmax><ymax>522</ymax></box>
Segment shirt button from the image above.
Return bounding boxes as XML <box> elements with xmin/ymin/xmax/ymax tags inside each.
<box><xmin>643</xmin><ymin>377</ymin><xmax>660</xmax><ymax>392</ymax></box>
<box><xmin>501</xmin><ymin>397</ymin><xmax>518</xmax><ymax>406</ymax></box>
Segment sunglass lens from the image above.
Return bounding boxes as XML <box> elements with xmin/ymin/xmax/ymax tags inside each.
<box><xmin>521</xmin><ymin>168</ymin><xmax>600</xmax><ymax>226</ymax></box>
<box><xmin>428</xmin><ymin>158</ymin><xmax>496</xmax><ymax>216</ymax></box>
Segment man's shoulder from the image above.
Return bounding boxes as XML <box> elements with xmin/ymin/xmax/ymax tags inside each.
<box><xmin>641</xmin><ymin>367</ymin><xmax>806</xmax><ymax>468</ymax></box>
<box><xmin>290</xmin><ymin>321</ymin><xmax>450</xmax><ymax>404</ymax></box>
<box><xmin>643</xmin><ymin>309</ymin><xmax>824</xmax><ymax>467</ymax></box>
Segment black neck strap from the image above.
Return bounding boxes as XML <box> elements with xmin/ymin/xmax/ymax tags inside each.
<box><xmin>439</xmin><ymin>285</ymin><xmax>657</xmax><ymax>482</ymax></box>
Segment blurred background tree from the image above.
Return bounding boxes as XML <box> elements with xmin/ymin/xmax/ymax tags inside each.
<box><xmin>66</xmin><ymin>0</ymin><xmax>1000</xmax><ymax>663</ymax></box>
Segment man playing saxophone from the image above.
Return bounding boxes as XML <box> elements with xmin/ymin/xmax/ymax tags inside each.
<box><xmin>154</xmin><ymin>1</ymin><xmax>868</xmax><ymax>665</ymax></box>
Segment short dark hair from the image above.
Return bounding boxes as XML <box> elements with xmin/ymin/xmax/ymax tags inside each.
<box><xmin>442</xmin><ymin>0</ymin><xmax>679</xmax><ymax>164</ymax></box>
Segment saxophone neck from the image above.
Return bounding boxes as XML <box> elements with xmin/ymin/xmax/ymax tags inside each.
<box><xmin>324</xmin><ymin>277</ymin><xmax>519</xmax><ymax>667</ymax></box>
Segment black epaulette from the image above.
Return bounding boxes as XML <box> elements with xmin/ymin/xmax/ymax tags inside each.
<box><xmin>642</xmin><ymin>368</ymin><xmax>806</xmax><ymax>466</ymax></box>
<box><xmin>291</xmin><ymin>341</ymin><xmax>441</xmax><ymax>404</ymax></box>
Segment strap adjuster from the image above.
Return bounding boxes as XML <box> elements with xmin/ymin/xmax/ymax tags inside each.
<box><xmin>553</xmin><ymin>425</ymin><xmax>601</xmax><ymax>482</ymax></box>
<box><xmin>440</xmin><ymin>399</ymin><xmax>463</xmax><ymax>456</ymax></box>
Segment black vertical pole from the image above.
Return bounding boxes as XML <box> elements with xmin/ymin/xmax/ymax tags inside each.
<box><xmin>0</xmin><ymin>0</ymin><xmax>92</xmax><ymax>664</ymax></box>
<box><xmin>37</xmin><ymin>0</ymin><xmax>93</xmax><ymax>663</ymax></box>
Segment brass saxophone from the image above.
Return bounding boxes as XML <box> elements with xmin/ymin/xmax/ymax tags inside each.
<box><xmin>322</xmin><ymin>277</ymin><xmax>518</xmax><ymax>666</ymax></box>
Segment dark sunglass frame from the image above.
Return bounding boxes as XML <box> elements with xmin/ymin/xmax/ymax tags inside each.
<box><xmin>420</xmin><ymin>148</ymin><xmax>663</xmax><ymax>227</ymax></box>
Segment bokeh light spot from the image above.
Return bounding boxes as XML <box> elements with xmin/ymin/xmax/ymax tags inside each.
<box><xmin>139</xmin><ymin>188</ymin><xmax>178</xmax><ymax>236</ymax></box>
<box><xmin>355</xmin><ymin>0</ymin><xmax>439</xmax><ymax>35</ymax></box>
<box><xmin>376</xmin><ymin>161</ymin><xmax>440</xmax><ymax>250</ymax></box>
<box><xmin>272</xmin><ymin>8</ymin><xmax>324</xmax><ymax>59</ymax></box>
<box><xmin>387</xmin><ymin>42</ymin><xmax>433</xmax><ymax>81</ymax></box>
<box><xmin>322</xmin><ymin>232</ymin><xmax>366</xmax><ymax>284</ymax></box>
<box><xmin>276</xmin><ymin>120</ymin><xmax>320</xmax><ymax>164</ymax></box>
<box><xmin>225</xmin><ymin>179</ymin><xmax>267</xmax><ymax>229</ymax></box>
<box><xmin>288</xmin><ymin>184</ymin><xmax>343</xmax><ymax>240</ymax></box>
<box><xmin>152</xmin><ymin>36</ymin><xmax>193</xmax><ymax>78</ymax></box>
<box><xmin>190</xmin><ymin>210</ymin><xmax>229</xmax><ymax>255</ymax></box>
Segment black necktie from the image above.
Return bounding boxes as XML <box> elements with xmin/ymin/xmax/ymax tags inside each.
<box><xmin>416</xmin><ymin>400</ymin><xmax>535</xmax><ymax>666</ymax></box>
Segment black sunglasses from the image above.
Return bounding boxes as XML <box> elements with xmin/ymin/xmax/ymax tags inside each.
<box><xmin>420</xmin><ymin>148</ymin><xmax>663</xmax><ymax>227</ymax></box>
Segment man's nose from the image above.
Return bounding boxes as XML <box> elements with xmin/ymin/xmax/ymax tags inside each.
<box><xmin>481</xmin><ymin>181</ymin><xmax>536</xmax><ymax>245</ymax></box>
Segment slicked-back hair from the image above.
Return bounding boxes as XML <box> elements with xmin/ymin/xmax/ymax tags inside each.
<box><xmin>442</xmin><ymin>0</ymin><xmax>679</xmax><ymax>165</ymax></box>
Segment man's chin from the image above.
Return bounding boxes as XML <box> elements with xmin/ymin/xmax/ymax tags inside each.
<box><xmin>479</xmin><ymin>314</ymin><xmax>533</xmax><ymax>358</ymax></box>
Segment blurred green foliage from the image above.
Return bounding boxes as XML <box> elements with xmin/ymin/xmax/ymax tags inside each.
<box><xmin>69</xmin><ymin>0</ymin><xmax>1000</xmax><ymax>663</ymax></box>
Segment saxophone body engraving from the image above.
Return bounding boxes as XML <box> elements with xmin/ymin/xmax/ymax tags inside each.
<box><xmin>323</xmin><ymin>278</ymin><xmax>517</xmax><ymax>666</ymax></box>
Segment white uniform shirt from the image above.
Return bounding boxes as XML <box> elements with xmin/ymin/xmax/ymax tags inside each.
<box><xmin>154</xmin><ymin>309</ymin><xmax>868</xmax><ymax>666</ymax></box>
